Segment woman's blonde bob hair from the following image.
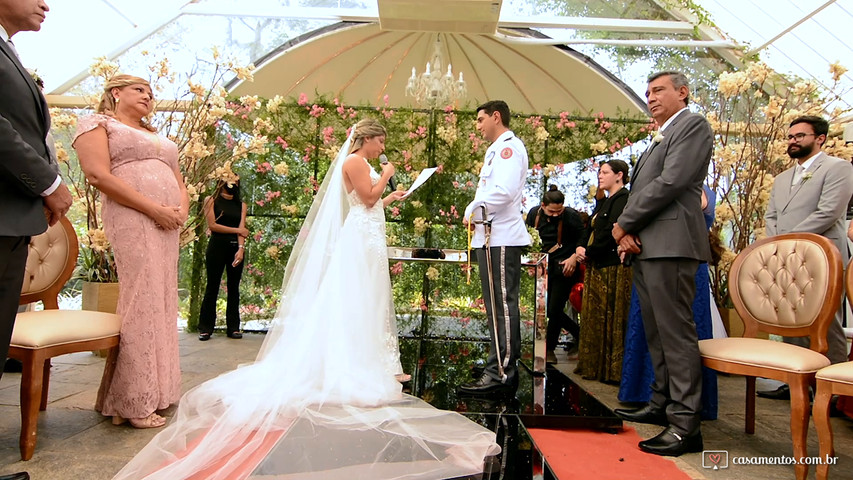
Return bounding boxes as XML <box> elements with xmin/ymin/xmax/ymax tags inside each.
<box><xmin>348</xmin><ymin>118</ymin><xmax>387</xmax><ymax>154</ymax></box>
<box><xmin>96</xmin><ymin>74</ymin><xmax>156</xmax><ymax>132</ymax></box>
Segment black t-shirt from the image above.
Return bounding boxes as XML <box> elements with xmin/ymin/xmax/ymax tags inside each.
<box><xmin>526</xmin><ymin>205</ymin><xmax>584</xmax><ymax>269</ymax></box>
<box><xmin>211</xmin><ymin>196</ymin><xmax>242</xmax><ymax>242</ymax></box>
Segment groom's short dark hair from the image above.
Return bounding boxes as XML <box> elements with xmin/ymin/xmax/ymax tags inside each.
<box><xmin>477</xmin><ymin>100</ymin><xmax>510</xmax><ymax>128</ymax></box>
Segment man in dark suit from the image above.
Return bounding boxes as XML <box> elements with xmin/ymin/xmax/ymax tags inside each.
<box><xmin>611</xmin><ymin>71</ymin><xmax>713</xmax><ymax>457</ymax></box>
<box><xmin>1</xmin><ymin>2</ymin><xmax>71</xmax><ymax>475</ymax></box>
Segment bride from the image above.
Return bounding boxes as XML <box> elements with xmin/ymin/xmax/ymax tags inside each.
<box><xmin>112</xmin><ymin>119</ymin><xmax>500</xmax><ymax>480</ymax></box>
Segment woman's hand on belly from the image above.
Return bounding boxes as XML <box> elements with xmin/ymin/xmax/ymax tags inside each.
<box><xmin>148</xmin><ymin>204</ymin><xmax>184</xmax><ymax>230</ymax></box>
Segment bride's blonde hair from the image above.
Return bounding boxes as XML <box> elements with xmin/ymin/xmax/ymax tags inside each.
<box><xmin>348</xmin><ymin>118</ymin><xmax>387</xmax><ymax>154</ymax></box>
<box><xmin>97</xmin><ymin>74</ymin><xmax>156</xmax><ymax>132</ymax></box>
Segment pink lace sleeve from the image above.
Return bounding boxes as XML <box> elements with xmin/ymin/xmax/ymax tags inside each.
<box><xmin>72</xmin><ymin>114</ymin><xmax>112</xmax><ymax>145</ymax></box>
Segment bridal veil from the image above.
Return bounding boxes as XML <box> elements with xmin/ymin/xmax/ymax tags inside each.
<box><xmin>111</xmin><ymin>125</ymin><xmax>500</xmax><ymax>479</ymax></box>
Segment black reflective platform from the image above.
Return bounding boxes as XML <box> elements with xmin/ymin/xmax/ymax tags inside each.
<box><xmin>400</xmin><ymin>339</ymin><xmax>622</xmax><ymax>479</ymax></box>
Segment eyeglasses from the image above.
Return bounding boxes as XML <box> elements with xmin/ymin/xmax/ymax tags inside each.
<box><xmin>786</xmin><ymin>133</ymin><xmax>816</xmax><ymax>142</ymax></box>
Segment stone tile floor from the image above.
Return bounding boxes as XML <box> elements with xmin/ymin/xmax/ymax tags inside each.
<box><xmin>1</xmin><ymin>333</ymin><xmax>851</xmax><ymax>479</ymax></box>
<box><xmin>553</xmin><ymin>352</ymin><xmax>853</xmax><ymax>480</ymax></box>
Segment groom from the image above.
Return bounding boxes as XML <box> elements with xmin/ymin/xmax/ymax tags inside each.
<box><xmin>460</xmin><ymin>100</ymin><xmax>530</xmax><ymax>395</ymax></box>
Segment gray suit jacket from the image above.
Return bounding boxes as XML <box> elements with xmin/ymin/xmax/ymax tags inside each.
<box><xmin>0</xmin><ymin>38</ymin><xmax>57</xmax><ymax>237</ymax></box>
<box><xmin>765</xmin><ymin>152</ymin><xmax>853</xmax><ymax>263</ymax></box>
<box><xmin>618</xmin><ymin>111</ymin><xmax>714</xmax><ymax>261</ymax></box>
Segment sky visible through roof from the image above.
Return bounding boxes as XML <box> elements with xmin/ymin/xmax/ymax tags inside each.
<box><xmin>12</xmin><ymin>0</ymin><xmax>851</xmax><ymax>110</ymax></box>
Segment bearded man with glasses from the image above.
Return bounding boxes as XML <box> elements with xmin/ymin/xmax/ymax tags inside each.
<box><xmin>758</xmin><ymin>115</ymin><xmax>853</xmax><ymax>400</ymax></box>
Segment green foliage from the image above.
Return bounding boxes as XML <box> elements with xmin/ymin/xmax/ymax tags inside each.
<box><xmin>76</xmin><ymin>244</ymin><xmax>119</xmax><ymax>283</ymax></box>
<box><xmin>192</xmin><ymin>95</ymin><xmax>647</xmax><ymax>325</ymax></box>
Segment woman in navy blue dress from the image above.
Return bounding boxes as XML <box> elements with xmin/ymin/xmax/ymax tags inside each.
<box><xmin>618</xmin><ymin>185</ymin><xmax>718</xmax><ymax>420</ymax></box>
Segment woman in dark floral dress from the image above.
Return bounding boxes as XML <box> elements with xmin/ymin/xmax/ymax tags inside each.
<box><xmin>575</xmin><ymin>160</ymin><xmax>632</xmax><ymax>383</ymax></box>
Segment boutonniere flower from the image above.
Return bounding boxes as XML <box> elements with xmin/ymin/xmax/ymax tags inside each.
<box><xmin>802</xmin><ymin>172</ymin><xmax>813</xmax><ymax>182</ymax></box>
<box><xmin>653</xmin><ymin>133</ymin><xmax>664</xmax><ymax>143</ymax></box>
<box><xmin>27</xmin><ymin>69</ymin><xmax>44</xmax><ymax>89</ymax></box>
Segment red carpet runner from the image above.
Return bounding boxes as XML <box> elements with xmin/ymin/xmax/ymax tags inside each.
<box><xmin>528</xmin><ymin>427</ymin><xmax>693</xmax><ymax>480</ymax></box>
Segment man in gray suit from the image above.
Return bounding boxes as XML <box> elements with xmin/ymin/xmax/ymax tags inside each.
<box><xmin>611</xmin><ymin>71</ymin><xmax>713</xmax><ymax>457</ymax></box>
<box><xmin>760</xmin><ymin>116</ymin><xmax>853</xmax><ymax>399</ymax></box>
<box><xmin>1</xmin><ymin>5</ymin><xmax>71</xmax><ymax>474</ymax></box>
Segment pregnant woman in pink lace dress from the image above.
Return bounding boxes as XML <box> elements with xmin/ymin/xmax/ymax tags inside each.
<box><xmin>73</xmin><ymin>74</ymin><xmax>188</xmax><ymax>429</ymax></box>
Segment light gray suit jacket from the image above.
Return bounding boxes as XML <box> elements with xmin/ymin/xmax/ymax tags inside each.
<box><xmin>618</xmin><ymin>111</ymin><xmax>714</xmax><ymax>261</ymax></box>
<box><xmin>0</xmin><ymin>38</ymin><xmax>57</xmax><ymax>237</ymax></box>
<box><xmin>765</xmin><ymin>152</ymin><xmax>853</xmax><ymax>263</ymax></box>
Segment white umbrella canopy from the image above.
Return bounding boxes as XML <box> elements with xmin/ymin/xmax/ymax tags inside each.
<box><xmin>230</xmin><ymin>22</ymin><xmax>647</xmax><ymax>117</ymax></box>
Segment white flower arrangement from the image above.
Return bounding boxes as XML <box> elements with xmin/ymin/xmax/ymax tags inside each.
<box><xmin>653</xmin><ymin>133</ymin><xmax>665</xmax><ymax>143</ymax></box>
<box><xmin>802</xmin><ymin>172</ymin><xmax>813</xmax><ymax>182</ymax></box>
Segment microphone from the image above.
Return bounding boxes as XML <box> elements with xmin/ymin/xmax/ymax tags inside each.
<box><xmin>379</xmin><ymin>154</ymin><xmax>397</xmax><ymax>191</ymax></box>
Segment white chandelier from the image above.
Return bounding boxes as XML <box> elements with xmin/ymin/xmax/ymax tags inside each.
<box><xmin>405</xmin><ymin>35</ymin><xmax>467</xmax><ymax>108</ymax></box>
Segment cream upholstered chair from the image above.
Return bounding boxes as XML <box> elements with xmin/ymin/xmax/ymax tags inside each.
<box><xmin>698</xmin><ymin>233</ymin><xmax>841</xmax><ymax>480</ymax></box>
<box><xmin>813</xmin><ymin>260</ymin><xmax>853</xmax><ymax>480</ymax></box>
<box><xmin>7</xmin><ymin>217</ymin><xmax>121</xmax><ymax>460</ymax></box>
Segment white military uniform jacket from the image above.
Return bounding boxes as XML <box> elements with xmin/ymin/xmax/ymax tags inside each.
<box><xmin>464</xmin><ymin>130</ymin><xmax>531</xmax><ymax>248</ymax></box>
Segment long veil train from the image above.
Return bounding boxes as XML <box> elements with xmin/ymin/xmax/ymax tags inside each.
<box><xmin>112</xmin><ymin>128</ymin><xmax>500</xmax><ymax>479</ymax></box>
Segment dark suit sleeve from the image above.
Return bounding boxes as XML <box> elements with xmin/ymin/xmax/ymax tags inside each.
<box><xmin>0</xmin><ymin>112</ymin><xmax>56</xmax><ymax>197</ymax></box>
<box><xmin>618</xmin><ymin>114</ymin><xmax>713</xmax><ymax>234</ymax></box>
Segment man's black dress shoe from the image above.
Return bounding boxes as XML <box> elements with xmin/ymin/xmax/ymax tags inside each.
<box><xmin>639</xmin><ymin>427</ymin><xmax>703</xmax><ymax>457</ymax></box>
<box><xmin>614</xmin><ymin>405</ymin><xmax>668</xmax><ymax>426</ymax></box>
<box><xmin>757</xmin><ymin>384</ymin><xmax>790</xmax><ymax>400</ymax></box>
<box><xmin>0</xmin><ymin>472</ymin><xmax>29</xmax><ymax>480</ymax></box>
<box><xmin>458</xmin><ymin>375</ymin><xmax>516</xmax><ymax>395</ymax></box>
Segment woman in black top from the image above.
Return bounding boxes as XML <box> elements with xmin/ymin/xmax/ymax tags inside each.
<box><xmin>198</xmin><ymin>180</ymin><xmax>249</xmax><ymax>341</ymax></box>
<box><xmin>574</xmin><ymin>160</ymin><xmax>632</xmax><ymax>383</ymax></box>
<box><xmin>525</xmin><ymin>186</ymin><xmax>584</xmax><ymax>361</ymax></box>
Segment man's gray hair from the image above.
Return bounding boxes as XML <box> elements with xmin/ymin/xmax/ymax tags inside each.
<box><xmin>647</xmin><ymin>71</ymin><xmax>690</xmax><ymax>106</ymax></box>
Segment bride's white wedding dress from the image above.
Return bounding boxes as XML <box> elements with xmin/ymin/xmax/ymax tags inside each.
<box><xmin>112</xmin><ymin>136</ymin><xmax>499</xmax><ymax>480</ymax></box>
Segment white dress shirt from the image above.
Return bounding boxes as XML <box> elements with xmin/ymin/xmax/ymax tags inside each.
<box><xmin>791</xmin><ymin>152</ymin><xmax>820</xmax><ymax>186</ymax></box>
<box><xmin>659</xmin><ymin>107</ymin><xmax>689</xmax><ymax>133</ymax></box>
<box><xmin>464</xmin><ymin>130</ymin><xmax>531</xmax><ymax>248</ymax></box>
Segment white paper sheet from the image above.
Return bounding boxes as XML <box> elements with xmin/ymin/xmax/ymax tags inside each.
<box><xmin>402</xmin><ymin>167</ymin><xmax>437</xmax><ymax>198</ymax></box>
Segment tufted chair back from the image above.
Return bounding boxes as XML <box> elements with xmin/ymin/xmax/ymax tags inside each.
<box><xmin>9</xmin><ymin>216</ymin><xmax>120</xmax><ymax>461</ymax></box>
<box><xmin>729</xmin><ymin>232</ymin><xmax>842</xmax><ymax>352</ymax></box>
<box><xmin>19</xmin><ymin>217</ymin><xmax>78</xmax><ymax>310</ymax></box>
<box><xmin>698</xmin><ymin>232</ymin><xmax>842</xmax><ymax>480</ymax></box>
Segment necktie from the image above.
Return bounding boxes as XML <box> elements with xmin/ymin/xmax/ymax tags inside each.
<box><xmin>792</xmin><ymin>164</ymin><xmax>804</xmax><ymax>186</ymax></box>
<box><xmin>6</xmin><ymin>39</ymin><xmax>20</xmax><ymax>60</ymax></box>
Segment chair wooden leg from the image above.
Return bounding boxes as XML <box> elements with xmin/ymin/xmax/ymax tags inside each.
<box><xmin>814</xmin><ymin>380</ymin><xmax>834</xmax><ymax>480</ymax></box>
<box><xmin>790</xmin><ymin>378</ymin><xmax>811</xmax><ymax>480</ymax></box>
<box><xmin>745</xmin><ymin>376</ymin><xmax>756</xmax><ymax>434</ymax></box>
<box><xmin>19</xmin><ymin>351</ymin><xmax>45</xmax><ymax>461</ymax></box>
<box><xmin>39</xmin><ymin>359</ymin><xmax>51</xmax><ymax>411</ymax></box>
